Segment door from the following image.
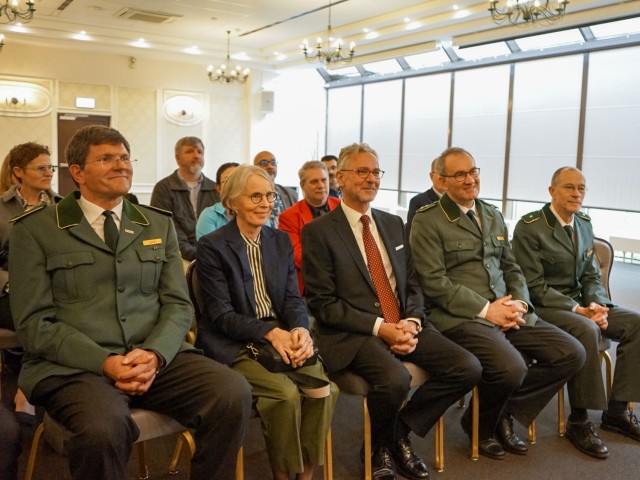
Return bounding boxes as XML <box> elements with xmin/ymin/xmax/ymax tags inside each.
<box><xmin>57</xmin><ymin>114</ymin><xmax>110</xmax><ymax>196</ymax></box>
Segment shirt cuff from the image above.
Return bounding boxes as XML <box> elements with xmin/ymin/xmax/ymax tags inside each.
<box><xmin>372</xmin><ymin>317</ymin><xmax>384</xmax><ymax>336</ymax></box>
<box><xmin>291</xmin><ymin>327</ymin><xmax>310</xmax><ymax>337</ymax></box>
<box><xmin>406</xmin><ymin>318</ymin><xmax>422</xmax><ymax>333</ymax></box>
<box><xmin>477</xmin><ymin>301</ymin><xmax>490</xmax><ymax>319</ymax></box>
<box><xmin>515</xmin><ymin>300</ymin><xmax>529</xmax><ymax>312</ymax></box>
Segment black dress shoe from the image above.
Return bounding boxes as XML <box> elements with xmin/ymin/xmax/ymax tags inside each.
<box><xmin>496</xmin><ymin>414</ymin><xmax>528</xmax><ymax>455</ymax></box>
<box><xmin>478</xmin><ymin>438</ymin><xmax>506</xmax><ymax>460</ymax></box>
<box><xmin>392</xmin><ymin>437</ymin><xmax>429</xmax><ymax>480</ymax></box>
<box><xmin>601</xmin><ymin>409</ymin><xmax>640</xmax><ymax>442</ymax></box>
<box><xmin>371</xmin><ymin>446</ymin><xmax>396</xmax><ymax>480</ymax></box>
<box><xmin>565</xmin><ymin>419</ymin><xmax>609</xmax><ymax>459</ymax></box>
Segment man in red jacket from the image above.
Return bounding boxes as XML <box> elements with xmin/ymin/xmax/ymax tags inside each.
<box><xmin>279</xmin><ymin>160</ymin><xmax>340</xmax><ymax>294</ymax></box>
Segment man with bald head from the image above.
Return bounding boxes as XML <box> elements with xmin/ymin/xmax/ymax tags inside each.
<box><xmin>513</xmin><ymin>166</ymin><xmax>640</xmax><ymax>459</ymax></box>
<box><xmin>253</xmin><ymin>150</ymin><xmax>297</xmax><ymax>227</ymax></box>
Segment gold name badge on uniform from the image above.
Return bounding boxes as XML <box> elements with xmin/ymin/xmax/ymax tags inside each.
<box><xmin>497</xmin><ymin>236</ymin><xmax>505</xmax><ymax>241</ymax></box>
<box><xmin>124</xmin><ymin>229</ymin><xmax>135</xmax><ymax>234</ymax></box>
<box><xmin>143</xmin><ymin>238</ymin><xmax>163</xmax><ymax>246</ymax></box>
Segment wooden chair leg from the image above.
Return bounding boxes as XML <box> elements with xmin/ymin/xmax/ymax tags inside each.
<box><xmin>471</xmin><ymin>386</ymin><xmax>479</xmax><ymax>461</ymax></box>
<box><xmin>528</xmin><ymin>421</ymin><xmax>536</xmax><ymax>444</ymax></box>
<box><xmin>601</xmin><ymin>350</ymin><xmax>613</xmax><ymax>400</ymax></box>
<box><xmin>435</xmin><ymin>416</ymin><xmax>444</xmax><ymax>472</ymax></box>
<box><xmin>169</xmin><ymin>431</ymin><xmax>195</xmax><ymax>474</ymax></box>
<box><xmin>558</xmin><ymin>387</ymin><xmax>566</xmax><ymax>436</ymax></box>
<box><xmin>324</xmin><ymin>427</ymin><xmax>333</xmax><ymax>480</ymax></box>
<box><xmin>363</xmin><ymin>397</ymin><xmax>372</xmax><ymax>480</ymax></box>
<box><xmin>235</xmin><ymin>446</ymin><xmax>244</xmax><ymax>480</ymax></box>
<box><xmin>24</xmin><ymin>422</ymin><xmax>44</xmax><ymax>480</ymax></box>
<box><xmin>135</xmin><ymin>442</ymin><xmax>149</xmax><ymax>480</ymax></box>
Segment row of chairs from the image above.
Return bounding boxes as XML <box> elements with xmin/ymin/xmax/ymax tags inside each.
<box><xmin>3</xmin><ymin>237</ymin><xmax>615</xmax><ymax>479</ymax></box>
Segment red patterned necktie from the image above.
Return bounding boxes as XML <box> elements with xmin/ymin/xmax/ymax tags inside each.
<box><xmin>360</xmin><ymin>215</ymin><xmax>400</xmax><ymax>324</ymax></box>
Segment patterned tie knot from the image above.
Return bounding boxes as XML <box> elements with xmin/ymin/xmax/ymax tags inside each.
<box><xmin>360</xmin><ymin>214</ymin><xmax>370</xmax><ymax>227</ymax></box>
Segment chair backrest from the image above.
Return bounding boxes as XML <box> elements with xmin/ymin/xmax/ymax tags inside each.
<box><xmin>593</xmin><ymin>237</ymin><xmax>614</xmax><ymax>300</ymax></box>
<box><xmin>185</xmin><ymin>260</ymin><xmax>204</xmax><ymax>324</ymax></box>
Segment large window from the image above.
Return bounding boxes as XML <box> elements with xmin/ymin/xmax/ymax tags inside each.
<box><xmin>326</xmin><ymin>85</ymin><xmax>362</xmax><ymax>156</ymax></box>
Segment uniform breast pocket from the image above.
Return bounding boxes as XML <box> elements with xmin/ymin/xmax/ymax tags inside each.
<box><xmin>137</xmin><ymin>246</ymin><xmax>167</xmax><ymax>293</ymax></box>
<box><xmin>443</xmin><ymin>239</ymin><xmax>476</xmax><ymax>270</ymax></box>
<box><xmin>540</xmin><ymin>252</ymin><xmax>572</xmax><ymax>276</ymax></box>
<box><xmin>46</xmin><ymin>251</ymin><xmax>96</xmax><ymax>303</ymax></box>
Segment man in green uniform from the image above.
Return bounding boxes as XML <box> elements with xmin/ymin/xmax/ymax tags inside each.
<box><xmin>512</xmin><ymin>166</ymin><xmax>640</xmax><ymax>459</ymax></box>
<box><xmin>10</xmin><ymin>125</ymin><xmax>251</xmax><ymax>480</ymax></box>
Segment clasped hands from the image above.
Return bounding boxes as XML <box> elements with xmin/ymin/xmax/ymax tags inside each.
<box><xmin>486</xmin><ymin>294</ymin><xmax>527</xmax><ymax>331</ymax></box>
<box><xmin>576</xmin><ymin>302</ymin><xmax>609</xmax><ymax>330</ymax></box>
<box><xmin>379</xmin><ymin>319</ymin><xmax>419</xmax><ymax>355</ymax></box>
<box><xmin>265</xmin><ymin>327</ymin><xmax>315</xmax><ymax>368</ymax></box>
<box><xmin>103</xmin><ymin>348</ymin><xmax>160</xmax><ymax>396</ymax></box>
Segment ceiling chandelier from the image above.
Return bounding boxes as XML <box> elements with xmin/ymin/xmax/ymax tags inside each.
<box><xmin>207</xmin><ymin>30</ymin><xmax>250</xmax><ymax>84</ymax></box>
<box><xmin>0</xmin><ymin>0</ymin><xmax>35</xmax><ymax>24</ymax></box>
<box><xmin>302</xmin><ymin>0</ymin><xmax>355</xmax><ymax>65</ymax></box>
<box><xmin>488</xmin><ymin>0</ymin><xmax>568</xmax><ymax>26</ymax></box>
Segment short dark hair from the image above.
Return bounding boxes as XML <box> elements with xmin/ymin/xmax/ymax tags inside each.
<box><xmin>9</xmin><ymin>142</ymin><xmax>50</xmax><ymax>170</ymax></box>
<box><xmin>435</xmin><ymin>147</ymin><xmax>474</xmax><ymax>175</ymax></box>
<box><xmin>65</xmin><ymin>125</ymin><xmax>130</xmax><ymax>167</ymax></box>
<box><xmin>216</xmin><ymin>162</ymin><xmax>240</xmax><ymax>184</ymax></box>
<box><xmin>175</xmin><ymin>136</ymin><xmax>204</xmax><ymax>156</ymax></box>
<box><xmin>321</xmin><ymin>154</ymin><xmax>338</xmax><ymax>163</ymax></box>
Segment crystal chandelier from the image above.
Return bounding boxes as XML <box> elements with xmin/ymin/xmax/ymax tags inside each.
<box><xmin>0</xmin><ymin>0</ymin><xmax>35</xmax><ymax>24</ymax></box>
<box><xmin>302</xmin><ymin>0</ymin><xmax>355</xmax><ymax>65</ymax></box>
<box><xmin>207</xmin><ymin>31</ymin><xmax>250</xmax><ymax>84</ymax></box>
<box><xmin>488</xmin><ymin>0</ymin><xmax>568</xmax><ymax>26</ymax></box>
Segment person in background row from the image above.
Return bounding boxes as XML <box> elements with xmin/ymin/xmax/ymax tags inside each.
<box><xmin>196</xmin><ymin>162</ymin><xmax>240</xmax><ymax>239</ymax></box>
<box><xmin>253</xmin><ymin>150</ymin><xmax>297</xmax><ymax>228</ymax></box>
<box><xmin>303</xmin><ymin>143</ymin><xmax>481</xmax><ymax>480</ymax></box>
<box><xmin>196</xmin><ymin>164</ymin><xmax>337</xmax><ymax>480</ymax></box>
<box><xmin>10</xmin><ymin>125</ymin><xmax>251</xmax><ymax>480</ymax></box>
<box><xmin>278</xmin><ymin>160</ymin><xmax>340</xmax><ymax>294</ymax></box>
<box><xmin>410</xmin><ymin>147</ymin><xmax>586</xmax><ymax>461</ymax></box>
<box><xmin>151</xmin><ymin>136</ymin><xmax>219</xmax><ymax>268</ymax></box>
<box><xmin>0</xmin><ymin>152</ymin><xmax>18</xmax><ymax>194</ymax></box>
<box><xmin>406</xmin><ymin>157</ymin><xmax>442</xmax><ymax>238</ymax></box>
<box><xmin>0</xmin><ymin>141</ymin><xmax>62</xmax><ymax>426</ymax></box>
<box><xmin>320</xmin><ymin>154</ymin><xmax>341</xmax><ymax>198</ymax></box>
<box><xmin>512</xmin><ymin>166</ymin><xmax>640</xmax><ymax>459</ymax></box>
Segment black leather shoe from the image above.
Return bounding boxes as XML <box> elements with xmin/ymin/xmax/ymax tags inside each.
<box><xmin>460</xmin><ymin>411</ymin><xmax>505</xmax><ymax>460</ymax></box>
<box><xmin>565</xmin><ymin>419</ymin><xmax>609</xmax><ymax>459</ymax></box>
<box><xmin>392</xmin><ymin>437</ymin><xmax>429</xmax><ymax>480</ymax></box>
<box><xmin>601</xmin><ymin>409</ymin><xmax>640</xmax><ymax>442</ymax></box>
<box><xmin>371</xmin><ymin>446</ymin><xmax>396</xmax><ymax>480</ymax></box>
<box><xmin>478</xmin><ymin>438</ymin><xmax>506</xmax><ymax>460</ymax></box>
<box><xmin>496</xmin><ymin>414</ymin><xmax>528</xmax><ymax>455</ymax></box>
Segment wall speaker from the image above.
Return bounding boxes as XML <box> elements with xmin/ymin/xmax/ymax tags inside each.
<box><xmin>260</xmin><ymin>91</ymin><xmax>274</xmax><ymax>113</ymax></box>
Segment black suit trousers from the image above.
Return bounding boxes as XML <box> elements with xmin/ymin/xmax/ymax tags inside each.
<box><xmin>347</xmin><ymin>323</ymin><xmax>481</xmax><ymax>447</ymax></box>
<box><xmin>31</xmin><ymin>352</ymin><xmax>252</xmax><ymax>480</ymax></box>
<box><xmin>444</xmin><ymin>319</ymin><xmax>586</xmax><ymax>438</ymax></box>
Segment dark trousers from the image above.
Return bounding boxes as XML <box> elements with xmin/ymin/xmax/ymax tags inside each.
<box><xmin>348</xmin><ymin>323</ymin><xmax>482</xmax><ymax>447</ymax></box>
<box><xmin>0</xmin><ymin>403</ymin><xmax>21</xmax><ymax>480</ymax></box>
<box><xmin>537</xmin><ymin>305</ymin><xmax>640</xmax><ymax>409</ymax></box>
<box><xmin>31</xmin><ymin>351</ymin><xmax>252</xmax><ymax>480</ymax></box>
<box><xmin>445</xmin><ymin>319</ymin><xmax>586</xmax><ymax>439</ymax></box>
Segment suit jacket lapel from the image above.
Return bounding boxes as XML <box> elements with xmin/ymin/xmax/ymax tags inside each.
<box><xmin>299</xmin><ymin>201</ymin><xmax>315</xmax><ymax>225</ymax></box>
<box><xmin>542</xmin><ymin>205</ymin><xmax>574</xmax><ymax>255</ymax></box>
<box><xmin>372</xmin><ymin>209</ymin><xmax>405</xmax><ymax>302</ymax></box>
<box><xmin>225</xmin><ymin>220</ymin><xmax>257</xmax><ymax>313</ymax></box>
<box><xmin>260</xmin><ymin>228</ymin><xmax>279</xmax><ymax>303</ymax></box>
<box><xmin>56</xmin><ymin>192</ymin><xmax>112</xmax><ymax>253</ymax></box>
<box><xmin>440</xmin><ymin>193</ymin><xmax>481</xmax><ymax>237</ymax></box>
<box><xmin>333</xmin><ymin>206</ymin><xmax>376</xmax><ymax>293</ymax></box>
<box><xmin>118</xmin><ymin>200</ymin><xmax>147</xmax><ymax>252</ymax></box>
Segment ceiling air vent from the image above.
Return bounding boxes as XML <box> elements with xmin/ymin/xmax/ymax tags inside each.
<box><xmin>116</xmin><ymin>8</ymin><xmax>182</xmax><ymax>24</ymax></box>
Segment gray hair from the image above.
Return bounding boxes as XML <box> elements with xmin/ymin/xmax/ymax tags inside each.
<box><xmin>298</xmin><ymin>160</ymin><xmax>327</xmax><ymax>182</ymax></box>
<box><xmin>337</xmin><ymin>143</ymin><xmax>378</xmax><ymax>171</ymax></box>
<box><xmin>174</xmin><ymin>136</ymin><xmax>204</xmax><ymax>156</ymax></box>
<box><xmin>551</xmin><ymin>166</ymin><xmax>582</xmax><ymax>187</ymax></box>
<box><xmin>435</xmin><ymin>147</ymin><xmax>474</xmax><ymax>175</ymax></box>
<box><xmin>221</xmin><ymin>164</ymin><xmax>275</xmax><ymax>215</ymax></box>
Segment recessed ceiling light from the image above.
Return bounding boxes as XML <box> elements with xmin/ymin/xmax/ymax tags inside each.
<box><xmin>453</xmin><ymin>4</ymin><xmax>460</xmax><ymax>10</ymax></box>
<box><xmin>404</xmin><ymin>17</ymin><xmax>410</xmax><ymax>23</ymax></box>
<box><xmin>365</xmin><ymin>31</ymin><xmax>379</xmax><ymax>40</ymax></box>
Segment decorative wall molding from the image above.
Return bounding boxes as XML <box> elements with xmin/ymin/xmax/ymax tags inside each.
<box><xmin>163</xmin><ymin>91</ymin><xmax>204</xmax><ymax>126</ymax></box>
<box><xmin>0</xmin><ymin>80</ymin><xmax>52</xmax><ymax>117</ymax></box>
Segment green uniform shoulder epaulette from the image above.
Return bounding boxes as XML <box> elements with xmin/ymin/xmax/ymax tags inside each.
<box><xmin>576</xmin><ymin>211</ymin><xmax>591</xmax><ymax>222</ymax></box>
<box><xmin>416</xmin><ymin>201</ymin><xmax>438</xmax><ymax>214</ymax></box>
<box><xmin>521</xmin><ymin>210</ymin><xmax>542</xmax><ymax>224</ymax></box>
<box><xmin>137</xmin><ymin>204</ymin><xmax>173</xmax><ymax>217</ymax></box>
<box><xmin>478</xmin><ymin>199</ymin><xmax>498</xmax><ymax>210</ymax></box>
<box><xmin>9</xmin><ymin>204</ymin><xmax>47</xmax><ymax>223</ymax></box>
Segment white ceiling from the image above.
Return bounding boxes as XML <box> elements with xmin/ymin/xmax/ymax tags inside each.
<box><xmin>2</xmin><ymin>0</ymin><xmax>639</xmax><ymax>71</ymax></box>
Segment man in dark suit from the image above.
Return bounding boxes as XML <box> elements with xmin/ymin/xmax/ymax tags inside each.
<box><xmin>406</xmin><ymin>158</ymin><xmax>442</xmax><ymax>237</ymax></box>
<box><xmin>302</xmin><ymin>143</ymin><xmax>481</xmax><ymax>480</ymax></box>
<box><xmin>254</xmin><ymin>150</ymin><xmax>298</xmax><ymax>227</ymax></box>
<box><xmin>279</xmin><ymin>160</ymin><xmax>340</xmax><ymax>293</ymax></box>
<box><xmin>512</xmin><ymin>166</ymin><xmax>640</xmax><ymax>459</ymax></box>
<box><xmin>10</xmin><ymin>125</ymin><xmax>251</xmax><ymax>480</ymax></box>
<box><xmin>410</xmin><ymin>147</ymin><xmax>585</xmax><ymax>461</ymax></box>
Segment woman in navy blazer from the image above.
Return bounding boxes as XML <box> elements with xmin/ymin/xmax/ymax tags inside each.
<box><xmin>196</xmin><ymin>165</ymin><xmax>337</xmax><ymax>480</ymax></box>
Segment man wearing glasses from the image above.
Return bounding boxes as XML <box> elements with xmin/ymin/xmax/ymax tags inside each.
<box><xmin>303</xmin><ymin>143</ymin><xmax>481</xmax><ymax>480</ymax></box>
<box><xmin>253</xmin><ymin>150</ymin><xmax>298</xmax><ymax>227</ymax></box>
<box><xmin>410</xmin><ymin>147</ymin><xmax>585</xmax><ymax>461</ymax></box>
<box><xmin>512</xmin><ymin>167</ymin><xmax>640</xmax><ymax>459</ymax></box>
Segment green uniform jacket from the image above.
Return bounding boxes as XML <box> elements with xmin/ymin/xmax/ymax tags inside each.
<box><xmin>410</xmin><ymin>192</ymin><xmax>537</xmax><ymax>332</ymax></box>
<box><xmin>9</xmin><ymin>192</ymin><xmax>195</xmax><ymax>398</ymax></box>
<box><xmin>511</xmin><ymin>203</ymin><xmax>611</xmax><ymax>309</ymax></box>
